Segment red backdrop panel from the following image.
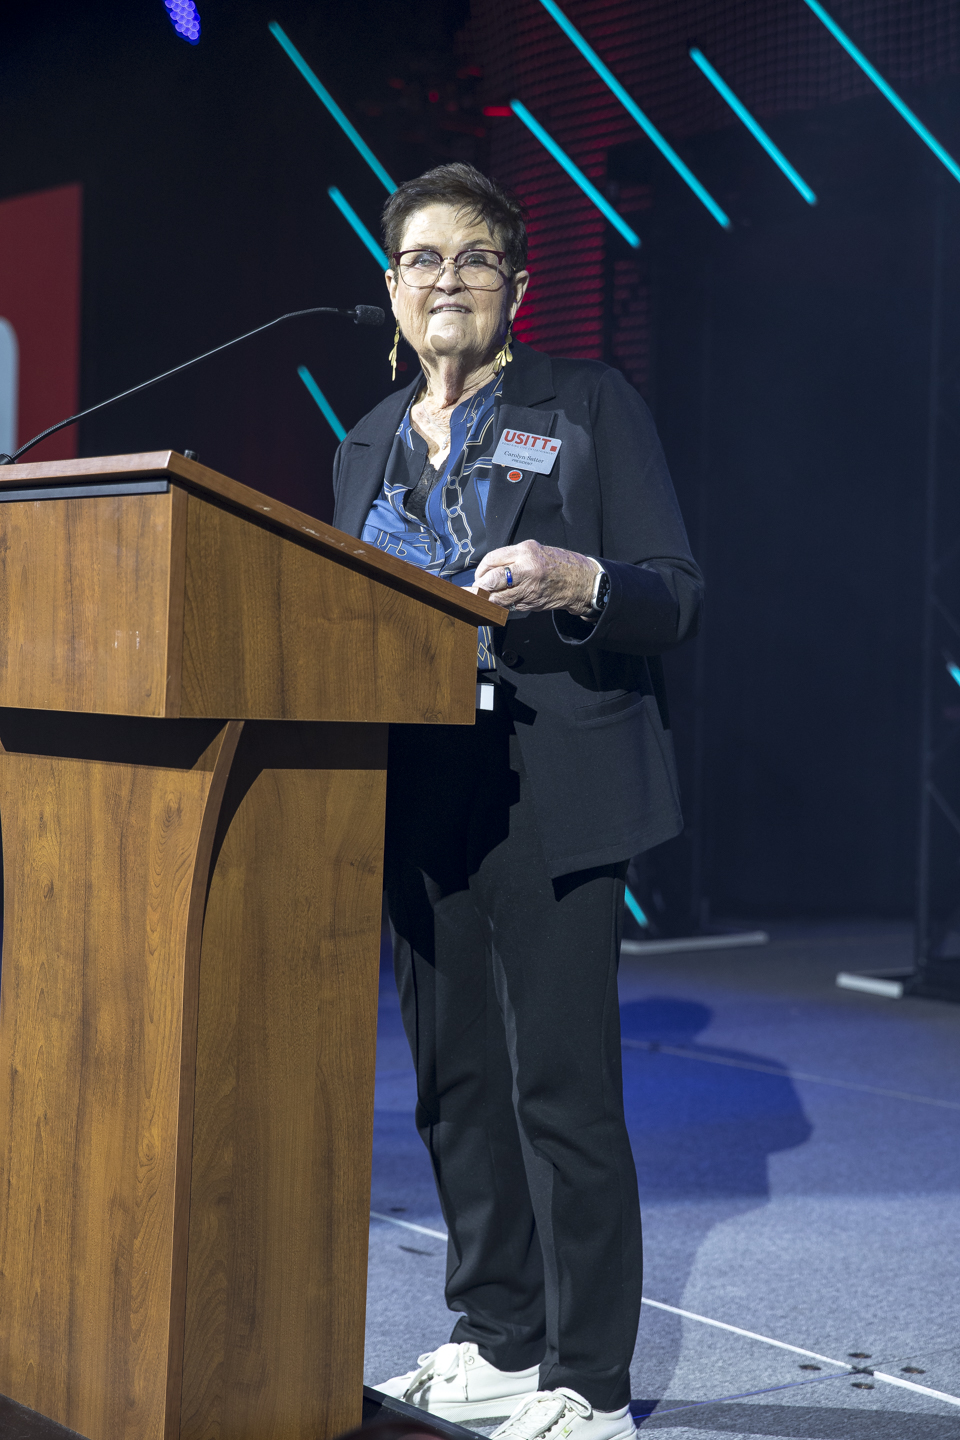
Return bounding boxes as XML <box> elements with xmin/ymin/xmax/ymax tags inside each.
<box><xmin>0</xmin><ymin>183</ymin><xmax>82</xmax><ymax>463</ymax></box>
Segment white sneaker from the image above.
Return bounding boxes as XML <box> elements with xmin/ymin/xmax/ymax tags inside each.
<box><xmin>491</xmin><ymin>1388</ymin><xmax>637</xmax><ymax>1440</ymax></box>
<box><xmin>374</xmin><ymin>1341</ymin><xmax>541</xmax><ymax>1420</ymax></box>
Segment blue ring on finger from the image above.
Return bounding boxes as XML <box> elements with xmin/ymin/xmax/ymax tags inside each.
<box><xmin>505</xmin><ymin>567</ymin><xmax>513</xmax><ymax>588</ymax></box>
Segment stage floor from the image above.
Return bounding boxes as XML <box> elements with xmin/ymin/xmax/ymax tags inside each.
<box><xmin>365</xmin><ymin>922</ymin><xmax>960</xmax><ymax>1440</ymax></box>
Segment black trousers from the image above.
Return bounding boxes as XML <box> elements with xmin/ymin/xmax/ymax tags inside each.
<box><xmin>384</xmin><ymin>698</ymin><xmax>642</xmax><ymax>1410</ymax></box>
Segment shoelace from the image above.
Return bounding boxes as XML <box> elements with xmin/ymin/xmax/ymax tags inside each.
<box><xmin>402</xmin><ymin>1342</ymin><xmax>473</xmax><ymax>1402</ymax></box>
<box><xmin>493</xmin><ymin>1388</ymin><xmax>593</xmax><ymax>1440</ymax></box>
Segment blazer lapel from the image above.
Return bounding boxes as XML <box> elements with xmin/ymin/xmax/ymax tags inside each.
<box><xmin>484</xmin><ymin>404</ymin><xmax>560</xmax><ymax>552</ymax></box>
<box><xmin>334</xmin><ymin>378</ymin><xmax>419</xmax><ymax>538</ymax></box>
<box><xmin>484</xmin><ymin>344</ymin><xmax>559</xmax><ymax>550</ymax></box>
<box><xmin>335</xmin><ymin>342</ymin><xmax>557</xmax><ymax>547</ymax></box>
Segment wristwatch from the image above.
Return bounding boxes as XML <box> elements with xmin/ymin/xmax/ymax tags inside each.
<box><xmin>589</xmin><ymin>566</ymin><xmax>610</xmax><ymax>617</ymax></box>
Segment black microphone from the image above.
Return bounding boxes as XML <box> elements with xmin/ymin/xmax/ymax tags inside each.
<box><xmin>0</xmin><ymin>303</ymin><xmax>386</xmax><ymax>465</ymax></box>
<box><xmin>352</xmin><ymin>305</ymin><xmax>386</xmax><ymax>326</ymax></box>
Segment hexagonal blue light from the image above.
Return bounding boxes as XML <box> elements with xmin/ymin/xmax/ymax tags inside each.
<box><xmin>164</xmin><ymin>0</ymin><xmax>201</xmax><ymax>45</ymax></box>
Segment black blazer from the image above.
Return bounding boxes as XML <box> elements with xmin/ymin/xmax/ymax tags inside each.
<box><xmin>332</xmin><ymin>340</ymin><xmax>704</xmax><ymax>877</ymax></box>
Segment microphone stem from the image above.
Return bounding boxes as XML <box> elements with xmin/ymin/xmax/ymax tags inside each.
<box><xmin>1</xmin><ymin>305</ymin><xmax>353</xmax><ymax>465</ymax></box>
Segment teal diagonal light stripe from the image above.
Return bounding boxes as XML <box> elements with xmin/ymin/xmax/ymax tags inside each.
<box><xmin>509</xmin><ymin>101</ymin><xmax>640</xmax><ymax>248</ymax></box>
<box><xmin>536</xmin><ymin>0</ymin><xmax>730</xmax><ymax>229</ymax></box>
<box><xmin>298</xmin><ymin>366</ymin><xmax>346</xmax><ymax>441</ymax></box>
<box><xmin>803</xmin><ymin>0</ymin><xmax>960</xmax><ymax>186</ymax></box>
<box><xmin>689</xmin><ymin>48</ymin><xmax>816</xmax><ymax>205</ymax></box>
<box><xmin>328</xmin><ymin>187</ymin><xmax>390</xmax><ymax>269</ymax></box>
<box><xmin>625</xmin><ymin>886</ymin><xmax>649</xmax><ymax>928</ymax></box>
<box><xmin>269</xmin><ymin>21</ymin><xmax>397</xmax><ymax>193</ymax></box>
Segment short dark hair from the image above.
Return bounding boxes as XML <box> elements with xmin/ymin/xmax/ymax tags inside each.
<box><xmin>382</xmin><ymin>163</ymin><xmax>528</xmax><ymax>273</ymax></box>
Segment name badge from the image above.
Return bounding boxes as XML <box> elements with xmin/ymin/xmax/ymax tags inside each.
<box><xmin>492</xmin><ymin>428</ymin><xmax>562</xmax><ymax>475</ymax></box>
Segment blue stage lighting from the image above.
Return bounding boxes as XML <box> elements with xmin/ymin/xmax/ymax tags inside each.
<box><xmin>690</xmin><ymin>48</ymin><xmax>817</xmax><ymax>206</ymax></box>
<box><xmin>327</xmin><ymin>187</ymin><xmax>390</xmax><ymax>269</ymax></box>
<box><xmin>804</xmin><ymin>0</ymin><xmax>960</xmax><ymax>187</ymax></box>
<box><xmin>948</xmin><ymin>661</ymin><xmax>960</xmax><ymax>691</ymax></box>
<box><xmin>164</xmin><ymin>0</ymin><xmax>200</xmax><ymax>45</ymax></box>
<box><xmin>269</xmin><ymin>23</ymin><xmax>397</xmax><ymax>194</ymax></box>
<box><xmin>298</xmin><ymin>366</ymin><xmax>346</xmax><ymax>442</ymax></box>
<box><xmin>625</xmin><ymin>886</ymin><xmax>649</xmax><ymax>928</ymax></box>
<box><xmin>536</xmin><ymin>0</ymin><xmax>730</xmax><ymax>229</ymax></box>
<box><xmin>509</xmin><ymin>102</ymin><xmax>640</xmax><ymax>249</ymax></box>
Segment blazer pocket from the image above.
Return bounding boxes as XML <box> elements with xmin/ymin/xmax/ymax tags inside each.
<box><xmin>574</xmin><ymin>690</ymin><xmax>647</xmax><ymax>727</ymax></box>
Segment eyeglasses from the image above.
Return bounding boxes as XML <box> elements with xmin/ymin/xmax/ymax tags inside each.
<box><xmin>392</xmin><ymin>248</ymin><xmax>509</xmax><ymax>290</ymax></box>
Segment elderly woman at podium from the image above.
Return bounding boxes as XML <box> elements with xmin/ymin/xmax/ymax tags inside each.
<box><xmin>332</xmin><ymin>163</ymin><xmax>702</xmax><ymax>1440</ymax></box>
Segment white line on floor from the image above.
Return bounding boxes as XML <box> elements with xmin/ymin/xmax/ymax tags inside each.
<box><xmin>370</xmin><ymin>1212</ymin><xmax>960</xmax><ymax>1410</ymax></box>
<box><xmin>642</xmin><ymin>1299</ymin><xmax>960</xmax><ymax>1408</ymax></box>
<box><xmin>639</xmin><ymin>1298</ymin><xmax>848</xmax><ymax>1368</ymax></box>
<box><xmin>370</xmin><ymin>1210</ymin><xmax>448</xmax><ymax>1241</ymax></box>
<box><xmin>620</xmin><ymin>1039</ymin><xmax>960</xmax><ymax>1111</ymax></box>
<box><xmin>836</xmin><ymin>972</ymin><xmax>906</xmax><ymax>999</ymax></box>
<box><xmin>870</xmin><ymin>1371</ymin><xmax>960</xmax><ymax>1405</ymax></box>
<box><xmin>621</xmin><ymin>932</ymin><xmax>769</xmax><ymax>956</ymax></box>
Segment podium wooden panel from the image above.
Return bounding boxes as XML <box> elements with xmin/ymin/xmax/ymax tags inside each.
<box><xmin>0</xmin><ymin>454</ymin><xmax>504</xmax><ymax>1440</ymax></box>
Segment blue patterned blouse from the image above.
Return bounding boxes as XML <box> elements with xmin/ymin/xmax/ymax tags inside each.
<box><xmin>361</xmin><ymin>372</ymin><xmax>503</xmax><ymax>669</ymax></box>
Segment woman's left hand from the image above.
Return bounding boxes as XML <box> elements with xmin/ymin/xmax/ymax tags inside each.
<box><xmin>472</xmin><ymin>540</ymin><xmax>599</xmax><ymax>616</ymax></box>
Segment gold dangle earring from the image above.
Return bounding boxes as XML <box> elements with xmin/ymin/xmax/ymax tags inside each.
<box><xmin>493</xmin><ymin>320</ymin><xmax>514</xmax><ymax>373</ymax></box>
<box><xmin>388</xmin><ymin>322</ymin><xmax>401</xmax><ymax>381</ymax></box>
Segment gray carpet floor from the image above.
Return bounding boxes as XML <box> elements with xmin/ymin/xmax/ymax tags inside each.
<box><xmin>364</xmin><ymin>923</ymin><xmax>960</xmax><ymax>1439</ymax></box>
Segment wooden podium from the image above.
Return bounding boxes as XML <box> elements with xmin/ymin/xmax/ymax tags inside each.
<box><xmin>0</xmin><ymin>452</ymin><xmax>503</xmax><ymax>1440</ymax></box>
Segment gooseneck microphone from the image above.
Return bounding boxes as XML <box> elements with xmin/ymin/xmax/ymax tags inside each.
<box><xmin>0</xmin><ymin>303</ymin><xmax>386</xmax><ymax>465</ymax></box>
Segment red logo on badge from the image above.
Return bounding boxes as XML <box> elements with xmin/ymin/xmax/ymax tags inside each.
<box><xmin>507</xmin><ymin>469</ymin><xmax>523</xmax><ymax>483</ymax></box>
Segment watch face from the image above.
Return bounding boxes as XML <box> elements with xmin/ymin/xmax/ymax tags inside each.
<box><xmin>597</xmin><ymin>573</ymin><xmax>611</xmax><ymax>609</ymax></box>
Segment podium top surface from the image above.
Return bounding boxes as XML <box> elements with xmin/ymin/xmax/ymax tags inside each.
<box><xmin>0</xmin><ymin>450</ymin><xmax>505</xmax><ymax>629</ymax></box>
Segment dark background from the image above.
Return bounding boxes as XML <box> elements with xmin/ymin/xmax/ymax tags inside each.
<box><xmin>3</xmin><ymin>0</ymin><xmax>959</xmax><ymax>929</ymax></box>
<box><xmin>622</xmin><ymin>92</ymin><xmax>956</xmax><ymax>928</ymax></box>
<box><xmin>1</xmin><ymin>0</ymin><xmax>472</xmax><ymax>514</ymax></box>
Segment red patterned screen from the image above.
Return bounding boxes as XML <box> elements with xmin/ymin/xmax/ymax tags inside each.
<box><xmin>463</xmin><ymin>0</ymin><xmax>960</xmax><ymax>375</ymax></box>
<box><xmin>0</xmin><ymin>184</ymin><xmax>82</xmax><ymax>462</ymax></box>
